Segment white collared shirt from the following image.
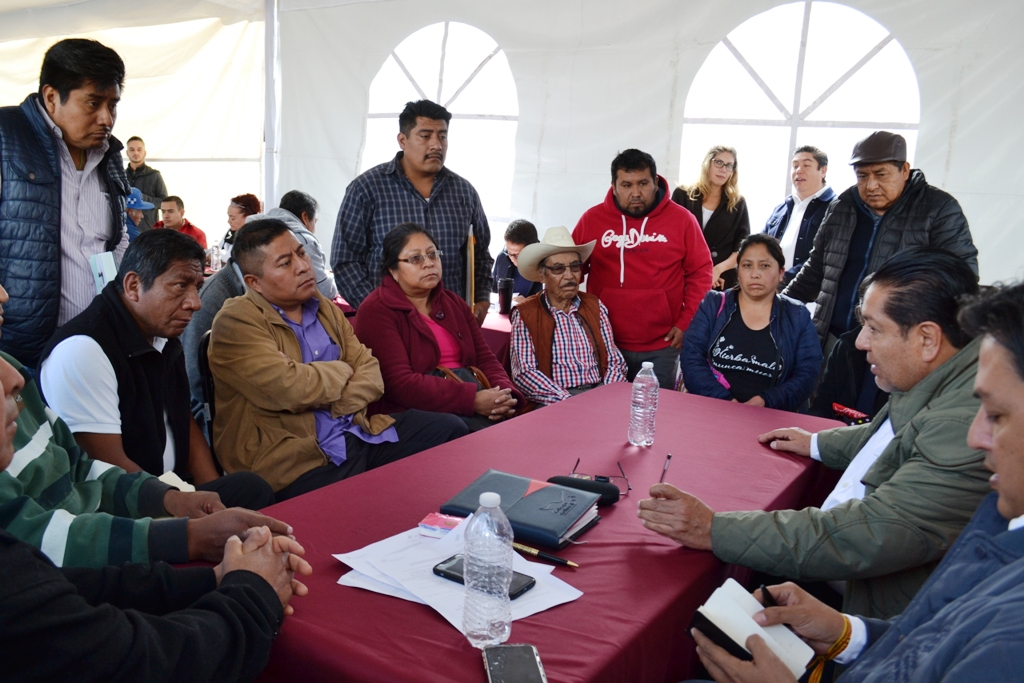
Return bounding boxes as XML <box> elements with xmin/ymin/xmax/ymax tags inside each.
<box><xmin>35</xmin><ymin>101</ymin><xmax>129</xmax><ymax>325</ymax></box>
<box><xmin>1009</xmin><ymin>514</ymin><xmax>1024</xmax><ymax>532</ymax></box>
<box><xmin>811</xmin><ymin>418</ymin><xmax>896</xmax><ymax>511</ymax></box>
<box><xmin>779</xmin><ymin>184</ymin><xmax>829</xmax><ymax>271</ymax></box>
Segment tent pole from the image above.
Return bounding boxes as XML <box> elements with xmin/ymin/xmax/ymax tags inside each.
<box><xmin>263</xmin><ymin>0</ymin><xmax>281</xmax><ymax>207</ymax></box>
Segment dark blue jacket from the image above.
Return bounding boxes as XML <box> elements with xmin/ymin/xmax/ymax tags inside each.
<box><xmin>762</xmin><ymin>186</ymin><xmax>834</xmax><ymax>284</ymax></box>
<box><xmin>491</xmin><ymin>249</ymin><xmax>542</xmax><ymax>298</ymax></box>
<box><xmin>681</xmin><ymin>289</ymin><xmax>822</xmax><ymax>411</ymax></box>
<box><xmin>0</xmin><ymin>95</ymin><xmax>128</xmax><ymax>367</ymax></box>
<box><xmin>844</xmin><ymin>493</ymin><xmax>1024</xmax><ymax>682</ymax></box>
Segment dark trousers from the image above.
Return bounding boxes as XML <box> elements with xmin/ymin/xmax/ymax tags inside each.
<box><xmin>275</xmin><ymin>409</ymin><xmax>468</xmax><ymax>501</ymax></box>
<box><xmin>196</xmin><ymin>471</ymin><xmax>277</xmax><ymax>510</ymax></box>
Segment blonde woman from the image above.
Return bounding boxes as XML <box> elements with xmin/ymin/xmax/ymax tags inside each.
<box><xmin>672</xmin><ymin>145</ymin><xmax>750</xmax><ymax>290</ymax></box>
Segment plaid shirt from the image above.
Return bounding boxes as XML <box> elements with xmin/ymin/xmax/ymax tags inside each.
<box><xmin>330</xmin><ymin>152</ymin><xmax>493</xmax><ymax>307</ymax></box>
<box><xmin>510</xmin><ymin>293</ymin><xmax>627</xmax><ymax>405</ymax></box>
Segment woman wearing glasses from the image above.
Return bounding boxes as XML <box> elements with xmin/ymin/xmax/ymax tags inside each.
<box><xmin>354</xmin><ymin>223</ymin><xmax>523</xmax><ymax>431</ymax></box>
<box><xmin>673</xmin><ymin>145</ymin><xmax>750</xmax><ymax>290</ymax></box>
<box><xmin>681</xmin><ymin>234</ymin><xmax>822</xmax><ymax>411</ymax></box>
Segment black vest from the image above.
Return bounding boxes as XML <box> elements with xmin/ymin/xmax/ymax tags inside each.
<box><xmin>40</xmin><ymin>283</ymin><xmax>191</xmax><ymax>478</ymax></box>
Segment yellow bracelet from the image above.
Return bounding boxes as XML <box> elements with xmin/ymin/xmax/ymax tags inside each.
<box><xmin>806</xmin><ymin>615</ymin><xmax>852</xmax><ymax>683</ymax></box>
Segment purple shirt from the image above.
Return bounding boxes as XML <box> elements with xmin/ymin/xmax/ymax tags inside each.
<box><xmin>274</xmin><ymin>298</ymin><xmax>398</xmax><ymax>466</ymax></box>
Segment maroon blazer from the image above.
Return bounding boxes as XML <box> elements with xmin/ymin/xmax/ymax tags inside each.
<box><xmin>354</xmin><ymin>276</ymin><xmax>523</xmax><ymax>416</ymax></box>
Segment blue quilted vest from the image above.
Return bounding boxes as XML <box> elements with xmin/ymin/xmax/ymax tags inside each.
<box><xmin>0</xmin><ymin>94</ymin><xmax>128</xmax><ymax>367</ymax></box>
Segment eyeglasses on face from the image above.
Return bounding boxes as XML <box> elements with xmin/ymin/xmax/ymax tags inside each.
<box><xmin>542</xmin><ymin>262</ymin><xmax>583</xmax><ymax>276</ymax></box>
<box><xmin>568</xmin><ymin>458</ymin><xmax>631</xmax><ymax>496</ymax></box>
<box><xmin>711</xmin><ymin>158</ymin><xmax>736</xmax><ymax>172</ymax></box>
<box><xmin>397</xmin><ymin>250</ymin><xmax>443</xmax><ymax>267</ymax></box>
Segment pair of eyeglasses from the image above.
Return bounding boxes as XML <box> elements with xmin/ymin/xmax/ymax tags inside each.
<box><xmin>397</xmin><ymin>250</ymin><xmax>443</xmax><ymax>267</ymax></box>
<box><xmin>712</xmin><ymin>158</ymin><xmax>736</xmax><ymax>172</ymax></box>
<box><xmin>569</xmin><ymin>458</ymin><xmax>631</xmax><ymax>496</ymax></box>
<box><xmin>543</xmin><ymin>262</ymin><xmax>583</xmax><ymax>275</ymax></box>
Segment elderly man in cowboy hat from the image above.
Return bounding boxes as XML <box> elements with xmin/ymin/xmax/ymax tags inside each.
<box><xmin>509</xmin><ymin>226</ymin><xmax>628</xmax><ymax>405</ymax></box>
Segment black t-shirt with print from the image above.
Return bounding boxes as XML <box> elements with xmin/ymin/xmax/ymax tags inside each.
<box><xmin>710</xmin><ymin>310</ymin><xmax>779</xmax><ymax>402</ymax></box>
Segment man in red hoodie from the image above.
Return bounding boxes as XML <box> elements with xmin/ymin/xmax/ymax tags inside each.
<box><xmin>573</xmin><ymin>149</ymin><xmax>713</xmax><ymax>388</ymax></box>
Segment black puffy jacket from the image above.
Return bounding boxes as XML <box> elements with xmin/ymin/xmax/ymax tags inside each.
<box><xmin>784</xmin><ymin>170</ymin><xmax>977</xmax><ymax>343</ymax></box>
<box><xmin>0</xmin><ymin>95</ymin><xmax>128</xmax><ymax>366</ymax></box>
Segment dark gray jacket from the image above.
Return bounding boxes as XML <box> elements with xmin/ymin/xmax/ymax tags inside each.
<box><xmin>784</xmin><ymin>170</ymin><xmax>977</xmax><ymax>343</ymax></box>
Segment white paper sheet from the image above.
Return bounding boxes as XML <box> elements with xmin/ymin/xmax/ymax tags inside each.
<box><xmin>333</xmin><ymin>517</ymin><xmax>582</xmax><ymax>634</ymax></box>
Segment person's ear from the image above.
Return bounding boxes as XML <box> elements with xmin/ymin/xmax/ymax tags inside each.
<box><xmin>243</xmin><ymin>273</ymin><xmax>262</xmax><ymax>294</ymax></box>
<box><xmin>397</xmin><ymin>132</ymin><xmax>407</xmax><ymax>151</ymax></box>
<box><xmin>121</xmin><ymin>272</ymin><xmax>143</xmax><ymax>302</ymax></box>
<box><xmin>917</xmin><ymin>321</ymin><xmax>944</xmax><ymax>363</ymax></box>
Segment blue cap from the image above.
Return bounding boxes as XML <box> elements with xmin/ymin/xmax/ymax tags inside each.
<box><xmin>126</xmin><ymin>187</ymin><xmax>155</xmax><ymax>210</ymax></box>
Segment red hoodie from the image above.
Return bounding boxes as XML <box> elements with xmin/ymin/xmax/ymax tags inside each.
<box><xmin>573</xmin><ymin>176</ymin><xmax>712</xmax><ymax>352</ymax></box>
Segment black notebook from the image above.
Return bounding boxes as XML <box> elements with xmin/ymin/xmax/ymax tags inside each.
<box><xmin>440</xmin><ymin>469</ymin><xmax>600</xmax><ymax>549</ymax></box>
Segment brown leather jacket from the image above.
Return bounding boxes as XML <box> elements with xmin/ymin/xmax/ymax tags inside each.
<box><xmin>208</xmin><ymin>289</ymin><xmax>394</xmax><ymax>492</ymax></box>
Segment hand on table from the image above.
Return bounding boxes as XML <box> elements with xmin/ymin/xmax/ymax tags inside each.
<box><xmin>664</xmin><ymin>326</ymin><xmax>685</xmax><ymax>349</ymax></box>
<box><xmin>188</xmin><ymin>508</ymin><xmax>294</xmax><ymax>562</ymax></box>
<box><xmin>473</xmin><ymin>300</ymin><xmax>490</xmax><ymax>325</ymax></box>
<box><xmin>513</xmin><ymin>295</ymin><xmax>527</xmax><ymax>304</ymax></box>
<box><xmin>164</xmin><ymin>489</ymin><xmax>225</xmax><ymax>518</ymax></box>
<box><xmin>474</xmin><ymin>387</ymin><xmax>517</xmax><ymax>421</ymax></box>
<box><xmin>744</xmin><ymin>396</ymin><xmax>766</xmax><ymax>408</ymax></box>
<box><xmin>758</xmin><ymin>427</ymin><xmax>813</xmax><ymax>456</ymax></box>
<box><xmin>216</xmin><ymin>526</ymin><xmax>312</xmax><ymax>616</ymax></box>
<box><xmin>637</xmin><ymin>484</ymin><xmax>714</xmax><ymax>550</ymax></box>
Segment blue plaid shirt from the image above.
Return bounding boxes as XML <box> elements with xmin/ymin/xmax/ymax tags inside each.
<box><xmin>330</xmin><ymin>152</ymin><xmax>493</xmax><ymax>307</ymax></box>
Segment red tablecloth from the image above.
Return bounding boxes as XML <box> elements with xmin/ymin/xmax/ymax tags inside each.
<box><xmin>258</xmin><ymin>383</ymin><xmax>841</xmax><ymax>683</ymax></box>
<box><xmin>480</xmin><ymin>310</ymin><xmax>512</xmax><ymax>373</ymax></box>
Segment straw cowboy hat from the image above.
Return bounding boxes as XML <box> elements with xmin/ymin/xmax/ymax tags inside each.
<box><xmin>517</xmin><ymin>226</ymin><xmax>596</xmax><ymax>282</ymax></box>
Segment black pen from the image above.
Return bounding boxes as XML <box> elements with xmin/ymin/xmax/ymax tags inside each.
<box><xmin>513</xmin><ymin>542</ymin><xmax>579</xmax><ymax>568</ymax></box>
<box><xmin>659</xmin><ymin>453</ymin><xmax>673</xmax><ymax>484</ymax></box>
<box><xmin>759</xmin><ymin>584</ymin><xmax>778</xmax><ymax>608</ymax></box>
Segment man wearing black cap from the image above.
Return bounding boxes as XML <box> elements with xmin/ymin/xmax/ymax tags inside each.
<box><xmin>784</xmin><ymin>131</ymin><xmax>977</xmax><ymax>352</ymax></box>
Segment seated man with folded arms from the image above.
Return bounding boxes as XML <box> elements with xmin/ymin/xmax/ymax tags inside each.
<box><xmin>39</xmin><ymin>230</ymin><xmax>276</xmax><ymax>511</ymax></box>
<box><xmin>639</xmin><ymin>248</ymin><xmax>991</xmax><ymax>619</ymax></box>
<box><xmin>691</xmin><ymin>281</ymin><xmax>1024</xmax><ymax>683</ymax></box>
<box><xmin>510</xmin><ymin>226</ymin><xmax>627</xmax><ymax>405</ymax></box>
<box><xmin>209</xmin><ymin>219</ymin><xmax>466</xmax><ymax>500</ymax></box>
<box><xmin>0</xmin><ymin>284</ymin><xmax>290</xmax><ymax>569</ymax></box>
<box><xmin>0</xmin><ymin>352</ymin><xmax>313</xmax><ymax>682</ymax></box>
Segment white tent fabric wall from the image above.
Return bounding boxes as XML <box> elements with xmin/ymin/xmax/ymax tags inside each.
<box><xmin>0</xmin><ymin>0</ymin><xmax>1021</xmax><ymax>283</ymax></box>
<box><xmin>0</xmin><ymin>14</ymin><xmax>265</xmax><ymax>248</ymax></box>
<box><xmin>278</xmin><ymin>0</ymin><xmax>1024</xmax><ymax>285</ymax></box>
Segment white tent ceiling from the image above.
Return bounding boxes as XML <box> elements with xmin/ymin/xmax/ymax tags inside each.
<box><xmin>1</xmin><ymin>0</ymin><xmax>1022</xmax><ymax>283</ymax></box>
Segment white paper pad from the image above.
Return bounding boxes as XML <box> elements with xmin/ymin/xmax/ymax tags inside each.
<box><xmin>333</xmin><ymin>517</ymin><xmax>582</xmax><ymax>634</ymax></box>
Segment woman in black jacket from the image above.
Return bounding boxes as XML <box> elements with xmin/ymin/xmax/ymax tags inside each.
<box><xmin>673</xmin><ymin>145</ymin><xmax>750</xmax><ymax>290</ymax></box>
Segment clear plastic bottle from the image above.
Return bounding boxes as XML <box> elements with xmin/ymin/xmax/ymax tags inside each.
<box><xmin>462</xmin><ymin>492</ymin><xmax>514</xmax><ymax>648</ymax></box>
<box><xmin>628</xmin><ymin>361</ymin><xmax>659</xmax><ymax>446</ymax></box>
<box><xmin>208</xmin><ymin>246</ymin><xmax>221</xmax><ymax>272</ymax></box>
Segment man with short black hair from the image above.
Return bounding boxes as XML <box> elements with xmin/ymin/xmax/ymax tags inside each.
<box><xmin>125</xmin><ymin>135</ymin><xmax>168</xmax><ymax>232</ymax></box>
<box><xmin>573</xmin><ymin>149</ymin><xmax>713</xmax><ymax>388</ymax></box>
<box><xmin>690</xmin><ymin>281</ymin><xmax>1024</xmax><ymax>683</ymax></box>
<box><xmin>492</xmin><ymin>219</ymin><xmax>543</xmax><ymax>302</ymax></box>
<box><xmin>784</xmin><ymin>131</ymin><xmax>978</xmax><ymax>348</ymax></box>
<box><xmin>212</xmin><ymin>219</ymin><xmax>466</xmax><ymax>499</ymax></box>
<box><xmin>252</xmin><ymin>189</ymin><xmax>336</xmax><ymax>299</ymax></box>
<box><xmin>39</xmin><ymin>229</ymin><xmax>275</xmax><ymax>512</ymax></box>
<box><xmin>763</xmin><ymin>145</ymin><xmax>834</xmax><ymax>286</ymax></box>
<box><xmin>640</xmin><ymin>248</ymin><xmax>992</xmax><ymax>619</ymax></box>
<box><xmin>331</xmin><ymin>99</ymin><xmax>493</xmax><ymax>323</ymax></box>
<box><xmin>154</xmin><ymin>195</ymin><xmax>207</xmax><ymax>248</ymax></box>
<box><xmin>0</xmin><ymin>38</ymin><xmax>131</xmax><ymax>368</ymax></box>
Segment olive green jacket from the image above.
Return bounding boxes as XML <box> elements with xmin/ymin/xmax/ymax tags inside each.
<box><xmin>711</xmin><ymin>336</ymin><xmax>990</xmax><ymax>619</ymax></box>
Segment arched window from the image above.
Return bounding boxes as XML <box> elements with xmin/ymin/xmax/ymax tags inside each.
<box><xmin>679</xmin><ymin>1</ymin><xmax>920</xmax><ymax>225</ymax></box>
<box><xmin>363</xmin><ymin>21</ymin><xmax>518</xmax><ymax>254</ymax></box>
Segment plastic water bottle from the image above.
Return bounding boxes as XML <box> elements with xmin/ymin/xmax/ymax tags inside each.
<box><xmin>208</xmin><ymin>247</ymin><xmax>221</xmax><ymax>272</ymax></box>
<box><xmin>463</xmin><ymin>492</ymin><xmax>514</xmax><ymax>648</ymax></box>
<box><xmin>628</xmin><ymin>361</ymin><xmax>659</xmax><ymax>446</ymax></box>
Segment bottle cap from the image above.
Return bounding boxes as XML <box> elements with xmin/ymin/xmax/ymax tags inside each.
<box><xmin>641</xmin><ymin>361</ymin><xmax>654</xmax><ymax>369</ymax></box>
<box><xmin>479</xmin><ymin>492</ymin><xmax>501</xmax><ymax>508</ymax></box>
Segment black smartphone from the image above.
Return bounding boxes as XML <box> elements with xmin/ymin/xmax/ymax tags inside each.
<box><xmin>432</xmin><ymin>554</ymin><xmax>536</xmax><ymax>600</ymax></box>
<box><xmin>482</xmin><ymin>644</ymin><xmax>548</xmax><ymax>683</ymax></box>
